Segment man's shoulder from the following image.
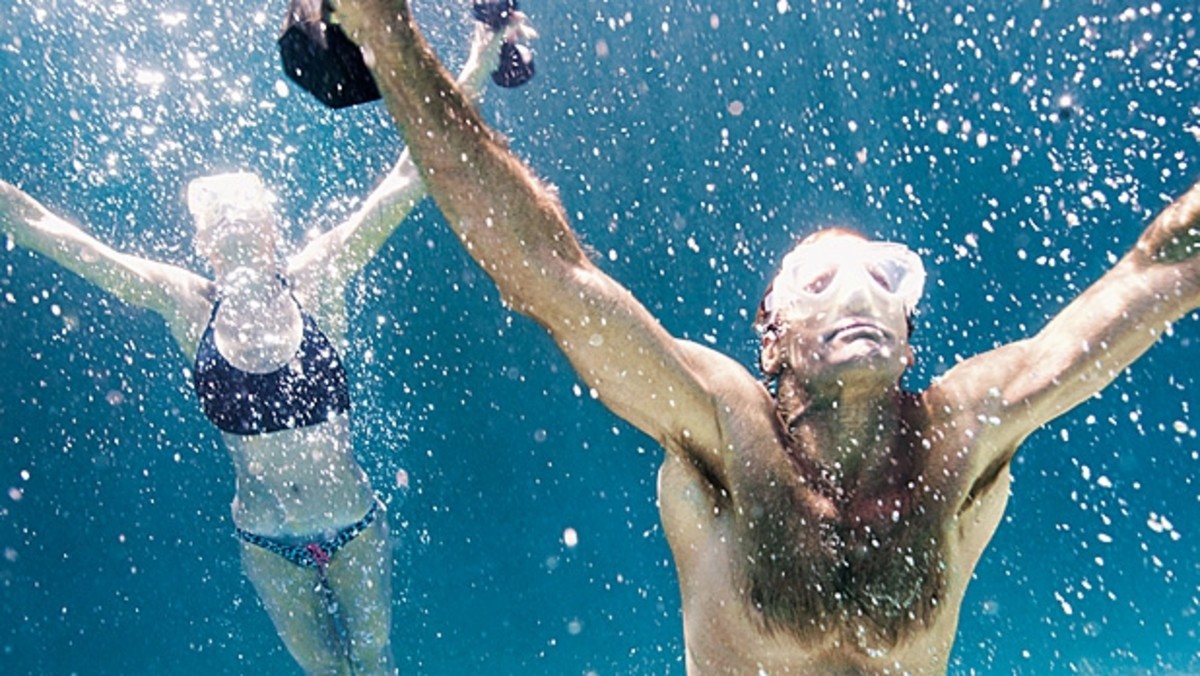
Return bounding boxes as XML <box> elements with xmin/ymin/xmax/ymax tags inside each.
<box><xmin>673</xmin><ymin>338</ymin><xmax>762</xmax><ymax>396</ymax></box>
<box><xmin>658</xmin><ymin>338</ymin><xmax>781</xmax><ymax>484</ymax></box>
<box><xmin>670</xmin><ymin>338</ymin><xmax>778</xmax><ymax>439</ymax></box>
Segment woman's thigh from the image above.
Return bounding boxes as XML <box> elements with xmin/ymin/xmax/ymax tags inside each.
<box><xmin>240</xmin><ymin>541</ymin><xmax>349</xmax><ymax>675</ymax></box>
<box><xmin>326</xmin><ymin>515</ymin><xmax>395</xmax><ymax>673</ymax></box>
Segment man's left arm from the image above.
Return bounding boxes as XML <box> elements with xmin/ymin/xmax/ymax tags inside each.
<box><xmin>928</xmin><ymin>179</ymin><xmax>1200</xmax><ymax>488</ymax></box>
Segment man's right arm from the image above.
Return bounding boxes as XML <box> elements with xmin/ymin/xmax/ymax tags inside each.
<box><xmin>336</xmin><ymin>0</ymin><xmax>737</xmax><ymax>471</ymax></box>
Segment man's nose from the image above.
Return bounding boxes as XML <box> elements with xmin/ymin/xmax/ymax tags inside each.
<box><xmin>834</xmin><ymin>266</ymin><xmax>877</xmax><ymax>310</ymax></box>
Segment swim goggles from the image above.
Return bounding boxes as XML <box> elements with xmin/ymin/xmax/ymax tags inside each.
<box><xmin>758</xmin><ymin>238</ymin><xmax>926</xmax><ymax>329</ymax></box>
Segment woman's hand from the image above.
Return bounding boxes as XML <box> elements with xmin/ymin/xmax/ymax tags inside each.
<box><xmin>0</xmin><ymin>179</ymin><xmax>56</xmax><ymax>248</ymax></box>
<box><xmin>1</xmin><ymin>180</ymin><xmax>31</xmax><ymax>232</ymax></box>
<box><xmin>1140</xmin><ymin>179</ymin><xmax>1200</xmax><ymax>265</ymax></box>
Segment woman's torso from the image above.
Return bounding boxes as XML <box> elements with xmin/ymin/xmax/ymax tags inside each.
<box><xmin>223</xmin><ymin>417</ymin><xmax>374</xmax><ymax>536</ymax></box>
<box><xmin>191</xmin><ymin>278</ymin><xmax>374</xmax><ymax>536</ymax></box>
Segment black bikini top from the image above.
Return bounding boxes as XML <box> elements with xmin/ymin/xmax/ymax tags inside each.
<box><xmin>192</xmin><ymin>288</ymin><xmax>350</xmax><ymax>436</ymax></box>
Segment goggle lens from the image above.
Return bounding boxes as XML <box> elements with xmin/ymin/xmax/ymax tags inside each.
<box><xmin>761</xmin><ymin>239</ymin><xmax>925</xmax><ymax>325</ymax></box>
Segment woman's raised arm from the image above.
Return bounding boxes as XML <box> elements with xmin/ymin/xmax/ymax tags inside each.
<box><xmin>290</xmin><ymin>16</ymin><xmax>536</xmax><ymax>288</ymax></box>
<box><xmin>1</xmin><ymin>179</ymin><xmax>212</xmax><ymax>352</ymax></box>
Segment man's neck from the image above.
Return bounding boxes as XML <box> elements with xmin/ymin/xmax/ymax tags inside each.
<box><xmin>775</xmin><ymin>370</ymin><xmax>904</xmax><ymax>494</ymax></box>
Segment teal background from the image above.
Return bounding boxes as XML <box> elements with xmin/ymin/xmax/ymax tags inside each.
<box><xmin>0</xmin><ymin>1</ymin><xmax>1197</xmax><ymax>673</ymax></box>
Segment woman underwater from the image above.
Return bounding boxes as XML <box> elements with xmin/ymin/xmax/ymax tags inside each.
<box><xmin>0</xmin><ymin>9</ymin><xmax>535</xmax><ymax>674</ymax></box>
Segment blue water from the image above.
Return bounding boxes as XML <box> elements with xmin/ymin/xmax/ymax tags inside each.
<box><xmin>1</xmin><ymin>1</ymin><xmax>1197</xmax><ymax>673</ymax></box>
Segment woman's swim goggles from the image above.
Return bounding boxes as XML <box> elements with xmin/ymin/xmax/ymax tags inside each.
<box><xmin>756</xmin><ymin>238</ymin><xmax>926</xmax><ymax>331</ymax></box>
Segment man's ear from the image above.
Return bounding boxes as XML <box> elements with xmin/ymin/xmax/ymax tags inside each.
<box><xmin>759</xmin><ymin>328</ymin><xmax>784</xmax><ymax>378</ymax></box>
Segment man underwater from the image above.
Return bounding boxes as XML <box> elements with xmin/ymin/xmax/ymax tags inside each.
<box><xmin>334</xmin><ymin>0</ymin><xmax>1200</xmax><ymax>671</ymax></box>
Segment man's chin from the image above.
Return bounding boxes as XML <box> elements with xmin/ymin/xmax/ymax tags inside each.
<box><xmin>823</xmin><ymin>342</ymin><xmax>906</xmax><ymax>380</ymax></box>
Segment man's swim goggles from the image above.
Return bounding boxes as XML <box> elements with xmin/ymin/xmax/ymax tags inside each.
<box><xmin>757</xmin><ymin>238</ymin><xmax>926</xmax><ymax>330</ymax></box>
<box><xmin>279</xmin><ymin>0</ymin><xmax>534</xmax><ymax>109</ymax></box>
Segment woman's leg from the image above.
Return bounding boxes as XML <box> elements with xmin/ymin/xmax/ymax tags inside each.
<box><xmin>239</xmin><ymin>540</ymin><xmax>351</xmax><ymax>675</ymax></box>
<box><xmin>325</xmin><ymin>514</ymin><xmax>396</xmax><ymax>675</ymax></box>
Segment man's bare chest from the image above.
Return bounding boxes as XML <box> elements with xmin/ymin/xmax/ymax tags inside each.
<box><xmin>729</xmin><ymin>466</ymin><xmax>949</xmax><ymax>649</ymax></box>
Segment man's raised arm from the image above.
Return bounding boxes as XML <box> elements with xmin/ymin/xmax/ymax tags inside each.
<box><xmin>333</xmin><ymin>0</ymin><xmax>742</xmax><ymax>469</ymax></box>
<box><xmin>928</xmin><ymin>180</ymin><xmax>1200</xmax><ymax>497</ymax></box>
